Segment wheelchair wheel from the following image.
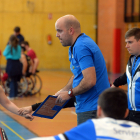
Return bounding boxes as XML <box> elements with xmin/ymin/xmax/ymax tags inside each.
<box><xmin>24</xmin><ymin>76</ymin><xmax>34</xmax><ymax>96</ymax></box>
<box><xmin>4</xmin><ymin>80</ymin><xmax>10</xmax><ymax>95</ymax></box>
<box><xmin>17</xmin><ymin>76</ymin><xmax>28</xmax><ymax>97</ymax></box>
<box><xmin>31</xmin><ymin>74</ymin><xmax>42</xmax><ymax>95</ymax></box>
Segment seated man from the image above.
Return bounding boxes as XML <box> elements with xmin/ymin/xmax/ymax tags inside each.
<box><xmin>27</xmin><ymin>88</ymin><xmax>140</xmax><ymax>140</ymax></box>
<box><xmin>21</xmin><ymin>41</ymin><xmax>39</xmax><ymax>74</ymax></box>
<box><xmin>20</xmin><ymin>45</ymin><xmax>33</xmax><ymax>76</ymax></box>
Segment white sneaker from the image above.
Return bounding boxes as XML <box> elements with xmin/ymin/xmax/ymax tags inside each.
<box><xmin>7</xmin><ymin>97</ymin><xmax>15</xmax><ymax>100</ymax></box>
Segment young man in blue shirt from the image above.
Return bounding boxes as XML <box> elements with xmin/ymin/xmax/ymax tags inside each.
<box><xmin>112</xmin><ymin>27</ymin><xmax>140</xmax><ymax>125</ymax></box>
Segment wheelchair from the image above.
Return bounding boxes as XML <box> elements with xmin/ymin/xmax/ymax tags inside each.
<box><xmin>25</xmin><ymin>70</ymin><xmax>42</xmax><ymax>95</ymax></box>
<box><xmin>1</xmin><ymin>69</ymin><xmax>42</xmax><ymax>97</ymax></box>
<box><xmin>3</xmin><ymin>75</ymin><xmax>28</xmax><ymax>97</ymax></box>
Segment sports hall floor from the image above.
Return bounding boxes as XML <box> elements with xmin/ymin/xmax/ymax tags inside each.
<box><xmin>0</xmin><ymin>71</ymin><xmax>127</xmax><ymax>140</ymax></box>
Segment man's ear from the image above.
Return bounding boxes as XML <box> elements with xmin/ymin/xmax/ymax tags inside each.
<box><xmin>97</xmin><ymin>105</ymin><xmax>102</xmax><ymax>118</ymax></box>
<box><xmin>124</xmin><ymin>109</ymin><xmax>129</xmax><ymax>118</ymax></box>
<box><xmin>137</xmin><ymin>38</ymin><xmax>140</xmax><ymax>44</ymax></box>
<box><xmin>69</xmin><ymin>27</ymin><xmax>74</xmax><ymax>35</ymax></box>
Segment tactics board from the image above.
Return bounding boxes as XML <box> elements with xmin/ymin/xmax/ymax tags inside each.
<box><xmin>32</xmin><ymin>95</ymin><xmax>69</xmax><ymax>119</ymax></box>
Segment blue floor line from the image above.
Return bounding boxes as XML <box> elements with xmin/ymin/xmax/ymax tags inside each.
<box><xmin>0</xmin><ymin>111</ymin><xmax>37</xmax><ymax>140</ymax></box>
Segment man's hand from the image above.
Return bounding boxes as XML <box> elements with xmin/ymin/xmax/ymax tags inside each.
<box><xmin>55</xmin><ymin>90</ymin><xmax>62</xmax><ymax>96</ymax></box>
<box><xmin>111</xmin><ymin>84</ymin><xmax>116</xmax><ymax>88</ymax></box>
<box><xmin>18</xmin><ymin>106</ymin><xmax>32</xmax><ymax>115</ymax></box>
<box><xmin>56</xmin><ymin>91</ymin><xmax>71</xmax><ymax>103</ymax></box>
<box><xmin>23</xmin><ymin>114</ymin><xmax>34</xmax><ymax>121</ymax></box>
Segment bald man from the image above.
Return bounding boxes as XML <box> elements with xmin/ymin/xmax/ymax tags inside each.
<box><xmin>19</xmin><ymin>15</ymin><xmax>110</xmax><ymax>125</ymax></box>
<box><xmin>54</xmin><ymin>15</ymin><xmax>110</xmax><ymax>125</ymax></box>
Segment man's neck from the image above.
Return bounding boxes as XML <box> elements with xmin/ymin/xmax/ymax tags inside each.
<box><xmin>71</xmin><ymin>33</ymin><xmax>83</xmax><ymax>46</ymax></box>
<box><xmin>26</xmin><ymin>47</ymin><xmax>31</xmax><ymax>52</ymax></box>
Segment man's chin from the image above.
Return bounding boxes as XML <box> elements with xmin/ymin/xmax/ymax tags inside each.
<box><xmin>61</xmin><ymin>43</ymin><xmax>69</xmax><ymax>47</ymax></box>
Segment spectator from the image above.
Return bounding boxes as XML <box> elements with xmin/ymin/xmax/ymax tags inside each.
<box><xmin>3</xmin><ymin>35</ymin><xmax>23</xmax><ymax>99</ymax></box>
<box><xmin>27</xmin><ymin>88</ymin><xmax>140</xmax><ymax>140</ymax></box>
<box><xmin>21</xmin><ymin>41</ymin><xmax>39</xmax><ymax>74</ymax></box>
<box><xmin>112</xmin><ymin>27</ymin><xmax>140</xmax><ymax>125</ymax></box>
<box><xmin>14</xmin><ymin>26</ymin><xmax>24</xmax><ymax>45</ymax></box>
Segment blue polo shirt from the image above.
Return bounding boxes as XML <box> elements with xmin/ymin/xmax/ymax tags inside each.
<box><xmin>69</xmin><ymin>33</ymin><xmax>110</xmax><ymax>113</ymax></box>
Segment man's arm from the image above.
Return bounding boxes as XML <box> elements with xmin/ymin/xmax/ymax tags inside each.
<box><xmin>72</xmin><ymin>67</ymin><xmax>96</xmax><ymax>96</ymax></box>
<box><xmin>0</xmin><ymin>86</ymin><xmax>33</xmax><ymax>120</ymax></box>
<box><xmin>56</xmin><ymin>67</ymin><xmax>96</xmax><ymax>103</ymax></box>
<box><xmin>29</xmin><ymin>59</ymin><xmax>34</xmax><ymax>73</ymax></box>
<box><xmin>20</xmin><ymin>54</ymin><xmax>28</xmax><ymax>75</ymax></box>
<box><xmin>32</xmin><ymin>58</ymin><xmax>39</xmax><ymax>74</ymax></box>
<box><xmin>111</xmin><ymin>72</ymin><xmax>127</xmax><ymax>87</ymax></box>
<box><xmin>55</xmin><ymin>75</ymin><xmax>74</xmax><ymax>96</ymax></box>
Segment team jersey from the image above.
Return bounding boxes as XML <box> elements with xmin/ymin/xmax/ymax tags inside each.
<box><xmin>113</xmin><ymin>55</ymin><xmax>140</xmax><ymax>111</ymax></box>
<box><xmin>28</xmin><ymin>117</ymin><xmax>140</xmax><ymax>140</ymax></box>
<box><xmin>27</xmin><ymin>49</ymin><xmax>37</xmax><ymax>60</ymax></box>
<box><xmin>126</xmin><ymin>55</ymin><xmax>140</xmax><ymax>111</ymax></box>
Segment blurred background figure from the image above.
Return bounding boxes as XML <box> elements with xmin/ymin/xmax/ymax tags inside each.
<box><xmin>3</xmin><ymin>35</ymin><xmax>23</xmax><ymax>99</ymax></box>
<box><xmin>14</xmin><ymin>26</ymin><xmax>24</xmax><ymax>45</ymax></box>
<box><xmin>21</xmin><ymin>41</ymin><xmax>39</xmax><ymax>74</ymax></box>
<box><xmin>20</xmin><ymin>46</ymin><xmax>33</xmax><ymax>76</ymax></box>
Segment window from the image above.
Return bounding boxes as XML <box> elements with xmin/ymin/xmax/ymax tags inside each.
<box><xmin>125</xmin><ymin>0</ymin><xmax>140</xmax><ymax>22</ymax></box>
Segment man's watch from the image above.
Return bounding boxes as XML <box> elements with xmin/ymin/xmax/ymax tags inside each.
<box><xmin>68</xmin><ymin>89</ymin><xmax>74</xmax><ymax>97</ymax></box>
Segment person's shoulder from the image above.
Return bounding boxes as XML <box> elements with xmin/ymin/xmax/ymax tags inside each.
<box><xmin>77</xmin><ymin>33</ymin><xmax>97</xmax><ymax>46</ymax></box>
<box><xmin>93</xmin><ymin>117</ymin><xmax>140</xmax><ymax>128</ymax></box>
<box><xmin>91</xmin><ymin>117</ymin><xmax>116</xmax><ymax>126</ymax></box>
<box><xmin>4</xmin><ymin>44</ymin><xmax>11</xmax><ymax>50</ymax></box>
<box><xmin>6</xmin><ymin>44</ymin><xmax>10</xmax><ymax>47</ymax></box>
<box><xmin>117</xmin><ymin>119</ymin><xmax>140</xmax><ymax>127</ymax></box>
<box><xmin>17</xmin><ymin>45</ymin><xmax>21</xmax><ymax>49</ymax></box>
<box><xmin>18</xmin><ymin>34</ymin><xmax>24</xmax><ymax>38</ymax></box>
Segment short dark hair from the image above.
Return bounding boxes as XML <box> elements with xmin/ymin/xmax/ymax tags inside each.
<box><xmin>98</xmin><ymin>88</ymin><xmax>128</xmax><ymax>119</ymax></box>
<box><xmin>125</xmin><ymin>27</ymin><xmax>140</xmax><ymax>41</ymax></box>
<box><xmin>14</xmin><ymin>26</ymin><xmax>20</xmax><ymax>33</ymax></box>
<box><xmin>21</xmin><ymin>41</ymin><xmax>29</xmax><ymax>46</ymax></box>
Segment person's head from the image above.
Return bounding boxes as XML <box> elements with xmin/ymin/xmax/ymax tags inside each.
<box><xmin>8</xmin><ymin>35</ymin><xmax>19</xmax><ymax>54</ymax></box>
<box><xmin>125</xmin><ymin>27</ymin><xmax>140</xmax><ymax>56</ymax></box>
<box><xmin>21</xmin><ymin>46</ymin><xmax>26</xmax><ymax>53</ymax></box>
<box><xmin>14</xmin><ymin>26</ymin><xmax>21</xmax><ymax>36</ymax></box>
<box><xmin>97</xmin><ymin>88</ymin><xmax>128</xmax><ymax>119</ymax></box>
<box><xmin>21</xmin><ymin>41</ymin><xmax>30</xmax><ymax>50</ymax></box>
<box><xmin>9</xmin><ymin>35</ymin><xmax>19</xmax><ymax>48</ymax></box>
<box><xmin>55</xmin><ymin>15</ymin><xmax>81</xmax><ymax>47</ymax></box>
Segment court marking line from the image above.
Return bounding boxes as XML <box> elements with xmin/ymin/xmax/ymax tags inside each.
<box><xmin>0</xmin><ymin>121</ymin><xmax>25</xmax><ymax>140</ymax></box>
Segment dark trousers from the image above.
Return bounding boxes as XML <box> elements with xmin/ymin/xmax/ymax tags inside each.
<box><xmin>6</xmin><ymin>59</ymin><xmax>22</xmax><ymax>98</ymax></box>
<box><xmin>9</xmin><ymin>78</ymin><xmax>18</xmax><ymax>97</ymax></box>
<box><xmin>125</xmin><ymin>110</ymin><xmax>140</xmax><ymax>125</ymax></box>
<box><xmin>9</xmin><ymin>76</ymin><xmax>21</xmax><ymax>98</ymax></box>
<box><xmin>77</xmin><ymin>110</ymin><xmax>97</xmax><ymax>125</ymax></box>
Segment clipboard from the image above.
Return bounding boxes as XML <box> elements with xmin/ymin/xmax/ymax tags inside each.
<box><xmin>32</xmin><ymin>95</ymin><xmax>69</xmax><ymax>119</ymax></box>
